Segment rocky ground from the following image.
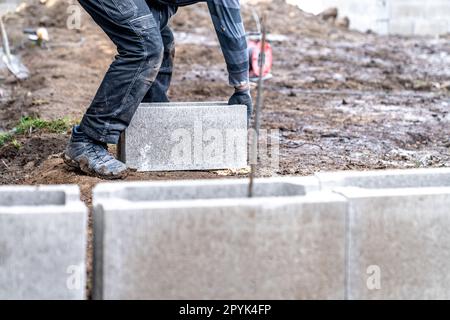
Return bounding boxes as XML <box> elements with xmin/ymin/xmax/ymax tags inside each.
<box><xmin>0</xmin><ymin>0</ymin><xmax>449</xmax><ymax>297</ymax></box>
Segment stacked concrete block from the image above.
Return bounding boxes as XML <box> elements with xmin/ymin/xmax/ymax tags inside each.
<box><xmin>389</xmin><ymin>0</ymin><xmax>450</xmax><ymax>35</ymax></box>
<box><xmin>316</xmin><ymin>168</ymin><xmax>450</xmax><ymax>299</ymax></box>
<box><xmin>118</xmin><ymin>102</ymin><xmax>248</xmax><ymax>172</ymax></box>
<box><xmin>334</xmin><ymin>187</ymin><xmax>450</xmax><ymax>300</ymax></box>
<box><xmin>316</xmin><ymin>168</ymin><xmax>450</xmax><ymax>189</ymax></box>
<box><xmin>93</xmin><ymin>177</ymin><xmax>347</xmax><ymax>300</ymax></box>
<box><xmin>295</xmin><ymin>0</ymin><xmax>450</xmax><ymax>35</ymax></box>
<box><xmin>0</xmin><ymin>185</ymin><xmax>88</xmax><ymax>300</ymax></box>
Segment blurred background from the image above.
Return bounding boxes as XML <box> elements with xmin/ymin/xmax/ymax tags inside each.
<box><xmin>289</xmin><ymin>0</ymin><xmax>450</xmax><ymax>36</ymax></box>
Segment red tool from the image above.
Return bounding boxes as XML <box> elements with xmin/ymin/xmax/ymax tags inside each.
<box><xmin>248</xmin><ymin>36</ymin><xmax>273</xmax><ymax>81</ymax></box>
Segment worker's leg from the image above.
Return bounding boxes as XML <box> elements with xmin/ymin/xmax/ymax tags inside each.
<box><xmin>142</xmin><ymin>25</ymin><xmax>175</xmax><ymax>102</ymax></box>
<box><xmin>78</xmin><ymin>0</ymin><xmax>164</xmax><ymax>144</ymax></box>
<box><xmin>142</xmin><ymin>5</ymin><xmax>177</xmax><ymax>103</ymax></box>
<box><xmin>64</xmin><ymin>0</ymin><xmax>164</xmax><ymax>178</ymax></box>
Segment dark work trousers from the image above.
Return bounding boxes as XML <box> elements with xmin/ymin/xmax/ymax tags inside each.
<box><xmin>78</xmin><ymin>0</ymin><xmax>177</xmax><ymax>144</ymax></box>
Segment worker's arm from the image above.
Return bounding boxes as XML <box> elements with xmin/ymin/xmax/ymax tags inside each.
<box><xmin>206</xmin><ymin>0</ymin><xmax>249</xmax><ymax>88</ymax></box>
<box><xmin>207</xmin><ymin>0</ymin><xmax>252</xmax><ymax>121</ymax></box>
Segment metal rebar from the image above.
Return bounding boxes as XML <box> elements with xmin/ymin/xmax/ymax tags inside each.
<box><xmin>248</xmin><ymin>17</ymin><xmax>267</xmax><ymax>198</ymax></box>
<box><xmin>0</xmin><ymin>16</ymin><xmax>11</xmax><ymax>63</ymax></box>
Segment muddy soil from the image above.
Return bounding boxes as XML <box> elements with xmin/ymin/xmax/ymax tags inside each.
<box><xmin>0</xmin><ymin>0</ymin><xmax>449</xmax><ymax>299</ymax></box>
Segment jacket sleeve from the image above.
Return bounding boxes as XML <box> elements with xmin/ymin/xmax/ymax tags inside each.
<box><xmin>206</xmin><ymin>0</ymin><xmax>249</xmax><ymax>86</ymax></box>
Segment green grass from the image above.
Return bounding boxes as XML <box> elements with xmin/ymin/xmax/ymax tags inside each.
<box><xmin>15</xmin><ymin>117</ymin><xmax>72</xmax><ymax>135</ymax></box>
<box><xmin>11</xmin><ymin>139</ymin><xmax>21</xmax><ymax>150</ymax></box>
<box><xmin>0</xmin><ymin>117</ymin><xmax>74</xmax><ymax>148</ymax></box>
<box><xmin>0</xmin><ymin>133</ymin><xmax>13</xmax><ymax>147</ymax></box>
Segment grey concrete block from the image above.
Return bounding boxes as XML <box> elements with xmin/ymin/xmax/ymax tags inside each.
<box><xmin>93</xmin><ymin>178</ymin><xmax>346</xmax><ymax>300</ymax></box>
<box><xmin>316</xmin><ymin>168</ymin><xmax>450</xmax><ymax>189</ymax></box>
<box><xmin>118</xmin><ymin>102</ymin><xmax>248</xmax><ymax>172</ymax></box>
<box><xmin>0</xmin><ymin>185</ymin><xmax>88</xmax><ymax>300</ymax></box>
<box><xmin>335</xmin><ymin>187</ymin><xmax>450</xmax><ymax>300</ymax></box>
<box><xmin>302</xmin><ymin>0</ymin><xmax>450</xmax><ymax>35</ymax></box>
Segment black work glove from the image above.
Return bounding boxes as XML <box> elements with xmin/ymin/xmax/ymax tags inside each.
<box><xmin>228</xmin><ymin>89</ymin><xmax>253</xmax><ymax>126</ymax></box>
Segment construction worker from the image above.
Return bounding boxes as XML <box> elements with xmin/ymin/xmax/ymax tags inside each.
<box><xmin>64</xmin><ymin>0</ymin><xmax>251</xmax><ymax>178</ymax></box>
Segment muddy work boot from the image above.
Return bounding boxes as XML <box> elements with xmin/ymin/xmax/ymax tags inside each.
<box><xmin>63</xmin><ymin>126</ymin><xmax>127</xmax><ymax>179</ymax></box>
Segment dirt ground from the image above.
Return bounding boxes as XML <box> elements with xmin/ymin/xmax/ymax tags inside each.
<box><xmin>1</xmin><ymin>0</ymin><xmax>449</xmax><ymax>188</ymax></box>
<box><xmin>0</xmin><ymin>0</ymin><xmax>449</xmax><ymax>298</ymax></box>
<box><xmin>1</xmin><ymin>0</ymin><xmax>448</xmax><ymax>187</ymax></box>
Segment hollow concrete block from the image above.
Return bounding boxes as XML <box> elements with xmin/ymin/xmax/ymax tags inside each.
<box><xmin>92</xmin><ymin>177</ymin><xmax>346</xmax><ymax>300</ymax></box>
<box><xmin>0</xmin><ymin>185</ymin><xmax>88</xmax><ymax>300</ymax></box>
<box><xmin>335</xmin><ymin>187</ymin><xmax>450</xmax><ymax>300</ymax></box>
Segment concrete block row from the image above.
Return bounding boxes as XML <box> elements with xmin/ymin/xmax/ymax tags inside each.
<box><xmin>92</xmin><ymin>168</ymin><xmax>450</xmax><ymax>300</ymax></box>
<box><xmin>1</xmin><ymin>168</ymin><xmax>449</xmax><ymax>299</ymax></box>
<box><xmin>305</xmin><ymin>0</ymin><xmax>450</xmax><ymax>35</ymax></box>
<box><xmin>0</xmin><ymin>185</ymin><xmax>88</xmax><ymax>300</ymax></box>
<box><xmin>390</xmin><ymin>0</ymin><xmax>450</xmax><ymax>19</ymax></box>
<box><xmin>118</xmin><ymin>102</ymin><xmax>248</xmax><ymax>172</ymax></box>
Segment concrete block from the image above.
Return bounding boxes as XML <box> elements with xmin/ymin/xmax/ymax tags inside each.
<box><xmin>93</xmin><ymin>177</ymin><xmax>346</xmax><ymax>300</ymax></box>
<box><xmin>299</xmin><ymin>0</ymin><xmax>450</xmax><ymax>35</ymax></box>
<box><xmin>0</xmin><ymin>185</ymin><xmax>88</xmax><ymax>300</ymax></box>
<box><xmin>335</xmin><ymin>187</ymin><xmax>450</xmax><ymax>299</ymax></box>
<box><xmin>388</xmin><ymin>19</ymin><xmax>415</xmax><ymax>35</ymax></box>
<box><xmin>316</xmin><ymin>168</ymin><xmax>450</xmax><ymax>189</ymax></box>
<box><xmin>390</xmin><ymin>1</ymin><xmax>426</xmax><ymax>19</ymax></box>
<box><xmin>413</xmin><ymin>18</ymin><xmax>449</xmax><ymax>36</ymax></box>
<box><xmin>118</xmin><ymin>102</ymin><xmax>248</xmax><ymax>172</ymax></box>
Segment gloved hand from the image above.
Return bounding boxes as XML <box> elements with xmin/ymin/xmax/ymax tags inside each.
<box><xmin>228</xmin><ymin>88</ymin><xmax>253</xmax><ymax>126</ymax></box>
